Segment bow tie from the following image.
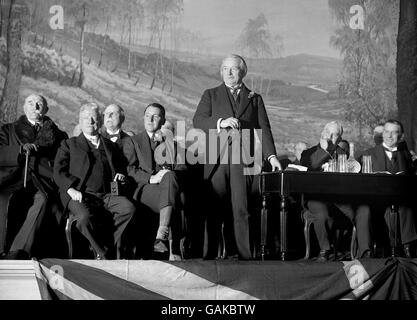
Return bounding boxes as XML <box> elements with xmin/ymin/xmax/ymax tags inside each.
<box><xmin>108</xmin><ymin>133</ymin><xmax>120</xmax><ymax>139</ymax></box>
<box><xmin>383</xmin><ymin>146</ymin><xmax>397</xmax><ymax>153</ymax></box>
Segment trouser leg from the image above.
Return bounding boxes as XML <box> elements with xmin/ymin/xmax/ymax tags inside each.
<box><xmin>230</xmin><ymin>164</ymin><xmax>251</xmax><ymax>260</ymax></box>
<box><xmin>336</xmin><ymin>203</ymin><xmax>371</xmax><ymax>257</ymax></box>
<box><xmin>308</xmin><ymin>200</ymin><xmax>331</xmax><ymax>251</ymax></box>
<box><xmin>104</xmin><ymin>195</ymin><xmax>135</xmax><ymax>246</ymax></box>
<box><xmin>67</xmin><ymin>200</ymin><xmax>106</xmax><ymax>257</ymax></box>
<box><xmin>205</xmin><ymin>164</ymin><xmax>229</xmax><ymax>259</ymax></box>
<box><xmin>398</xmin><ymin>206</ymin><xmax>417</xmax><ymax>245</ymax></box>
<box><xmin>10</xmin><ymin>191</ymin><xmax>48</xmax><ymax>255</ymax></box>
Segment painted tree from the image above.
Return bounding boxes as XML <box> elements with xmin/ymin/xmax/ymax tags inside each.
<box><xmin>97</xmin><ymin>0</ymin><xmax>112</xmax><ymax>68</ymax></box>
<box><xmin>0</xmin><ymin>0</ymin><xmax>28</xmax><ymax>124</ymax></box>
<box><xmin>329</xmin><ymin>0</ymin><xmax>398</xmax><ymax>139</ymax></box>
<box><xmin>237</xmin><ymin>13</ymin><xmax>272</xmax><ymax>59</ymax></box>
<box><xmin>397</xmin><ymin>0</ymin><xmax>417</xmax><ymax>151</ymax></box>
<box><xmin>64</xmin><ymin>0</ymin><xmax>101</xmax><ymax>87</ymax></box>
<box><xmin>145</xmin><ymin>0</ymin><xmax>183</xmax><ymax>90</ymax></box>
<box><xmin>111</xmin><ymin>0</ymin><xmax>144</xmax><ymax>75</ymax></box>
<box><xmin>236</xmin><ymin>13</ymin><xmax>283</xmax><ymax>96</ymax></box>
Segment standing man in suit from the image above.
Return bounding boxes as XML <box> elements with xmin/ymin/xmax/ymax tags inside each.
<box><xmin>301</xmin><ymin>121</ymin><xmax>372</xmax><ymax>261</ymax></box>
<box><xmin>360</xmin><ymin>120</ymin><xmax>417</xmax><ymax>257</ymax></box>
<box><xmin>123</xmin><ymin>103</ymin><xmax>186</xmax><ymax>261</ymax></box>
<box><xmin>0</xmin><ymin>94</ymin><xmax>68</xmax><ymax>259</ymax></box>
<box><xmin>54</xmin><ymin>103</ymin><xmax>135</xmax><ymax>259</ymax></box>
<box><xmin>101</xmin><ymin>104</ymin><xmax>130</xmax><ymax>150</ymax></box>
<box><xmin>193</xmin><ymin>54</ymin><xmax>282</xmax><ymax>260</ymax></box>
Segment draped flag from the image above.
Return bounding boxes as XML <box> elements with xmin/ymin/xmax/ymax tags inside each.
<box><xmin>33</xmin><ymin>258</ymin><xmax>417</xmax><ymax>300</ymax></box>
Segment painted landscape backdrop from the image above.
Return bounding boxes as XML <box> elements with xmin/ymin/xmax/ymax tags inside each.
<box><xmin>0</xmin><ymin>0</ymin><xmax>401</xmax><ymax>157</ymax></box>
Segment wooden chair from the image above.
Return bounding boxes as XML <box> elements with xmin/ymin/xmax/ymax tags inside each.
<box><xmin>301</xmin><ymin>195</ymin><xmax>357</xmax><ymax>260</ymax></box>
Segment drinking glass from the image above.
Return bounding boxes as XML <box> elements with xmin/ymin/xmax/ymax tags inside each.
<box><xmin>329</xmin><ymin>159</ymin><xmax>337</xmax><ymax>172</ymax></box>
<box><xmin>338</xmin><ymin>154</ymin><xmax>347</xmax><ymax>172</ymax></box>
<box><xmin>362</xmin><ymin>155</ymin><xmax>373</xmax><ymax>173</ymax></box>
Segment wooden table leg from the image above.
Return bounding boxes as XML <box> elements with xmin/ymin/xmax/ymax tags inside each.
<box><xmin>260</xmin><ymin>194</ymin><xmax>268</xmax><ymax>261</ymax></box>
<box><xmin>390</xmin><ymin>205</ymin><xmax>399</xmax><ymax>257</ymax></box>
<box><xmin>280</xmin><ymin>195</ymin><xmax>288</xmax><ymax>261</ymax></box>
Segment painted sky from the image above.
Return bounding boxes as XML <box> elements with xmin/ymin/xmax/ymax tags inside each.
<box><xmin>182</xmin><ymin>0</ymin><xmax>340</xmax><ymax>58</ymax></box>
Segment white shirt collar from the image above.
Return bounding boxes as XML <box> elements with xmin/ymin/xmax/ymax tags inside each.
<box><xmin>146</xmin><ymin>131</ymin><xmax>154</xmax><ymax>139</ymax></box>
<box><xmin>147</xmin><ymin>130</ymin><xmax>163</xmax><ymax>142</ymax></box>
<box><xmin>106</xmin><ymin>128</ymin><xmax>120</xmax><ymax>135</ymax></box>
<box><xmin>26</xmin><ymin>118</ymin><xmax>41</xmax><ymax>126</ymax></box>
<box><xmin>382</xmin><ymin>142</ymin><xmax>397</xmax><ymax>152</ymax></box>
<box><xmin>225</xmin><ymin>83</ymin><xmax>242</xmax><ymax>91</ymax></box>
<box><xmin>83</xmin><ymin>132</ymin><xmax>100</xmax><ymax>148</ymax></box>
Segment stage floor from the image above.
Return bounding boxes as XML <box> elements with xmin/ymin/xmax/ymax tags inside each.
<box><xmin>1</xmin><ymin>257</ymin><xmax>416</xmax><ymax>300</ymax></box>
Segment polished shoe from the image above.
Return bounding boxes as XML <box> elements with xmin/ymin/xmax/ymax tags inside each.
<box><xmin>317</xmin><ymin>250</ymin><xmax>330</xmax><ymax>262</ymax></box>
<box><xmin>361</xmin><ymin>250</ymin><xmax>373</xmax><ymax>259</ymax></box>
<box><xmin>403</xmin><ymin>244</ymin><xmax>413</xmax><ymax>258</ymax></box>
<box><xmin>154</xmin><ymin>239</ymin><xmax>169</xmax><ymax>253</ymax></box>
<box><xmin>169</xmin><ymin>254</ymin><xmax>183</xmax><ymax>261</ymax></box>
<box><xmin>95</xmin><ymin>253</ymin><xmax>107</xmax><ymax>260</ymax></box>
<box><xmin>2</xmin><ymin>250</ymin><xmax>30</xmax><ymax>260</ymax></box>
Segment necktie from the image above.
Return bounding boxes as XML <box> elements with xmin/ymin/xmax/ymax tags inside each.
<box><xmin>151</xmin><ymin>134</ymin><xmax>158</xmax><ymax>151</ymax></box>
<box><xmin>34</xmin><ymin>123</ymin><xmax>41</xmax><ymax>132</ymax></box>
<box><xmin>230</xmin><ymin>87</ymin><xmax>240</xmax><ymax>103</ymax></box>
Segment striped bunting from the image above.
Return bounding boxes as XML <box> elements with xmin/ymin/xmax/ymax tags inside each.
<box><xmin>32</xmin><ymin>257</ymin><xmax>417</xmax><ymax>300</ymax></box>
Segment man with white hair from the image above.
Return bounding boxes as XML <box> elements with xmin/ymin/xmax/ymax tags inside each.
<box><xmin>54</xmin><ymin>103</ymin><xmax>135</xmax><ymax>259</ymax></box>
<box><xmin>301</xmin><ymin>121</ymin><xmax>372</xmax><ymax>261</ymax></box>
<box><xmin>101</xmin><ymin>104</ymin><xmax>130</xmax><ymax>150</ymax></box>
<box><xmin>0</xmin><ymin>94</ymin><xmax>68</xmax><ymax>259</ymax></box>
<box><xmin>293</xmin><ymin>141</ymin><xmax>308</xmax><ymax>165</ymax></box>
<box><xmin>193</xmin><ymin>54</ymin><xmax>282</xmax><ymax>260</ymax></box>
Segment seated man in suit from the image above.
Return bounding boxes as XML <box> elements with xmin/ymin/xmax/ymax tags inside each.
<box><xmin>360</xmin><ymin>120</ymin><xmax>417</xmax><ymax>258</ymax></box>
<box><xmin>123</xmin><ymin>103</ymin><xmax>186</xmax><ymax>261</ymax></box>
<box><xmin>0</xmin><ymin>94</ymin><xmax>68</xmax><ymax>259</ymax></box>
<box><xmin>54</xmin><ymin>103</ymin><xmax>135</xmax><ymax>259</ymax></box>
<box><xmin>293</xmin><ymin>141</ymin><xmax>308</xmax><ymax>165</ymax></box>
<box><xmin>301</xmin><ymin>121</ymin><xmax>372</xmax><ymax>261</ymax></box>
<box><xmin>101</xmin><ymin>104</ymin><xmax>130</xmax><ymax>150</ymax></box>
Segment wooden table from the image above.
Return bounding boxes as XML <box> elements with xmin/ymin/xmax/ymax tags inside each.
<box><xmin>258</xmin><ymin>171</ymin><xmax>417</xmax><ymax>260</ymax></box>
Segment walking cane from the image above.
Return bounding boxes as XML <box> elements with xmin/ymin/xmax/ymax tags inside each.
<box><xmin>23</xmin><ymin>150</ymin><xmax>30</xmax><ymax>188</ymax></box>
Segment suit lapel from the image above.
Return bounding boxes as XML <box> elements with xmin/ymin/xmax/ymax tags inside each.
<box><xmin>236</xmin><ymin>85</ymin><xmax>251</xmax><ymax>119</ymax></box>
<box><xmin>374</xmin><ymin>145</ymin><xmax>387</xmax><ymax>171</ymax></box>
<box><xmin>136</xmin><ymin>131</ymin><xmax>154</xmax><ymax>172</ymax></box>
<box><xmin>101</xmin><ymin>136</ymin><xmax>116</xmax><ymax>176</ymax></box>
<box><xmin>76</xmin><ymin>133</ymin><xmax>91</xmax><ymax>154</ymax></box>
<box><xmin>75</xmin><ymin>134</ymin><xmax>91</xmax><ymax>188</ymax></box>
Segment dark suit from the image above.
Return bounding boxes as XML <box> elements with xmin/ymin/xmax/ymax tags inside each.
<box><xmin>301</xmin><ymin>144</ymin><xmax>372</xmax><ymax>257</ymax></box>
<box><xmin>361</xmin><ymin>144</ymin><xmax>417</xmax><ymax>246</ymax></box>
<box><xmin>193</xmin><ymin>83</ymin><xmax>276</xmax><ymax>259</ymax></box>
<box><xmin>53</xmin><ymin>134</ymin><xmax>135</xmax><ymax>257</ymax></box>
<box><xmin>0</xmin><ymin>115</ymin><xmax>67</xmax><ymax>257</ymax></box>
<box><xmin>123</xmin><ymin>131</ymin><xmax>186</xmax><ymax>245</ymax></box>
